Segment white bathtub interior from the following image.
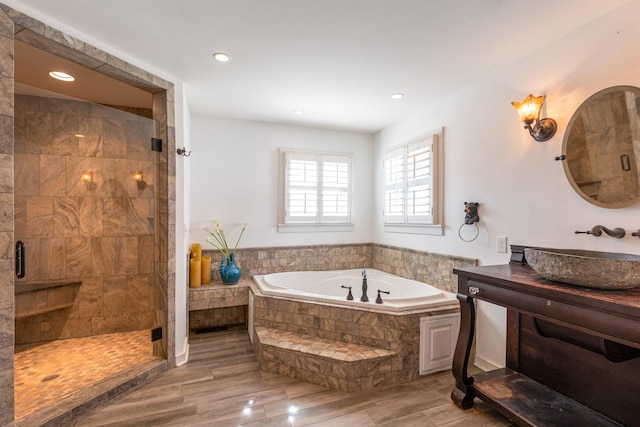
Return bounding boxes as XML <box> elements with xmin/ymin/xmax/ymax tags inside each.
<box><xmin>254</xmin><ymin>268</ymin><xmax>457</xmax><ymax>312</ymax></box>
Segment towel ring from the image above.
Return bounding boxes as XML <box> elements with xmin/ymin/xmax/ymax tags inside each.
<box><xmin>458</xmin><ymin>223</ymin><xmax>479</xmax><ymax>242</ymax></box>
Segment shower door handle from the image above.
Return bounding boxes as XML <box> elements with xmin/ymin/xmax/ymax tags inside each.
<box><xmin>16</xmin><ymin>240</ymin><xmax>25</xmax><ymax>278</ymax></box>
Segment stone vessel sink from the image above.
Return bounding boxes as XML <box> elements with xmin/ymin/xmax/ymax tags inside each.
<box><xmin>524</xmin><ymin>248</ymin><xmax>640</xmax><ymax>290</ymax></box>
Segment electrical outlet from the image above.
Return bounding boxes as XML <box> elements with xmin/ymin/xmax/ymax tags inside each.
<box><xmin>496</xmin><ymin>236</ymin><xmax>508</xmax><ymax>253</ymax></box>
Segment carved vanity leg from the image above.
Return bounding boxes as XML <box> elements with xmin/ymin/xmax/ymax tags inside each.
<box><xmin>451</xmin><ymin>293</ymin><xmax>476</xmax><ymax>409</ymax></box>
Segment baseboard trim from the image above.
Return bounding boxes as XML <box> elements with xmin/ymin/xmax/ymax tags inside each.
<box><xmin>175</xmin><ymin>339</ymin><xmax>189</xmax><ymax>366</ymax></box>
<box><xmin>474</xmin><ymin>355</ymin><xmax>501</xmax><ymax>372</ymax></box>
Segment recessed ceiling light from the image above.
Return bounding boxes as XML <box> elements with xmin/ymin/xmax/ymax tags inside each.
<box><xmin>49</xmin><ymin>71</ymin><xmax>75</xmax><ymax>82</ymax></box>
<box><xmin>293</xmin><ymin>110</ymin><xmax>304</xmax><ymax>115</ymax></box>
<box><xmin>212</xmin><ymin>52</ymin><xmax>231</xmax><ymax>63</ymax></box>
<box><xmin>391</xmin><ymin>93</ymin><xmax>404</xmax><ymax>100</ymax></box>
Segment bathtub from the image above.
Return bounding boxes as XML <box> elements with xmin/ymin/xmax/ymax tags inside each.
<box><xmin>252</xmin><ymin>268</ymin><xmax>457</xmax><ymax>312</ymax></box>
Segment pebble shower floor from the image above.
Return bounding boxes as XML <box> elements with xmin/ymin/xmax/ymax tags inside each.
<box><xmin>13</xmin><ymin>330</ymin><xmax>155</xmax><ymax>419</ymax></box>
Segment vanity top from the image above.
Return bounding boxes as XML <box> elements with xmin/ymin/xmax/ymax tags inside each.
<box><xmin>454</xmin><ymin>263</ymin><xmax>640</xmax><ymax>318</ymax></box>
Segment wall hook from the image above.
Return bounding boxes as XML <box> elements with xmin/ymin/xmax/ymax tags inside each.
<box><xmin>632</xmin><ymin>230</ymin><xmax>640</xmax><ymax>238</ymax></box>
<box><xmin>555</xmin><ymin>154</ymin><xmax>566</xmax><ymax>161</ymax></box>
<box><xmin>177</xmin><ymin>147</ymin><xmax>191</xmax><ymax>157</ymax></box>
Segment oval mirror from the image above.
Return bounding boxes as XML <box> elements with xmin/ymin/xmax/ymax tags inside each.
<box><xmin>562</xmin><ymin>85</ymin><xmax>640</xmax><ymax>208</ymax></box>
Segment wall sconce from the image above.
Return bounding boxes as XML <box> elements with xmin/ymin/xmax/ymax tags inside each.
<box><xmin>82</xmin><ymin>171</ymin><xmax>96</xmax><ymax>191</ymax></box>
<box><xmin>133</xmin><ymin>172</ymin><xmax>147</xmax><ymax>190</ymax></box>
<box><xmin>511</xmin><ymin>94</ymin><xmax>557</xmax><ymax>142</ymax></box>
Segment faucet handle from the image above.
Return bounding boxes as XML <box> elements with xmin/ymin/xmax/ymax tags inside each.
<box><xmin>341</xmin><ymin>285</ymin><xmax>354</xmax><ymax>301</ymax></box>
<box><xmin>375</xmin><ymin>289</ymin><xmax>390</xmax><ymax>304</ymax></box>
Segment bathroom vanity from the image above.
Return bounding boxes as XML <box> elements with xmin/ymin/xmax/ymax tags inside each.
<box><xmin>451</xmin><ymin>262</ymin><xmax>640</xmax><ymax>427</ymax></box>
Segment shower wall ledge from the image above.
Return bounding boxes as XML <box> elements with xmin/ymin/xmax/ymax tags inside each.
<box><xmin>15</xmin><ymin>281</ymin><xmax>81</xmax><ymax>319</ymax></box>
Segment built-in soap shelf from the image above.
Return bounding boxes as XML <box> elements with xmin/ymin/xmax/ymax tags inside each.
<box><xmin>15</xmin><ymin>281</ymin><xmax>81</xmax><ymax>319</ymax></box>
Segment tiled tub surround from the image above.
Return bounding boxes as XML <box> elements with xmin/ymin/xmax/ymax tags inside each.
<box><xmin>14</xmin><ymin>94</ymin><xmax>156</xmax><ymax>345</ymax></box>
<box><xmin>202</xmin><ymin>242</ymin><xmax>475</xmax><ymax>293</ymax></box>
<box><xmin>192</xmin><ymin>244</ymin><xmax>474</xmax><ymax>392</ymax></box>
<box><xmin>0</xmin><ymin>5</ymin><xmax>177</xmax><ymax>424</ymax></box>
<box><xmin>251</xmin><ymin>290</ymin><xmax>460</xmax><ymax>392</ymax></box>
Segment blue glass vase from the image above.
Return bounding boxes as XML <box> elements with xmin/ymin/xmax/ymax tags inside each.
<box><xmin>220</xmin><ymin>252</ymin><xmax>242</xmax><ymax>284</ymax></box>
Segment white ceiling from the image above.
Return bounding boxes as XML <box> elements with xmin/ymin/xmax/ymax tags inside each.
<box><xmin>8</xmin><ymin>0</ymin><xmax>632</xmax><ymax>133</ymax></box>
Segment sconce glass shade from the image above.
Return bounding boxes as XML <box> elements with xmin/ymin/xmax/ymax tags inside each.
<box><xmin>511</xmin><ymin>94</ymin><xmax>545</xmax><ymax>124</ymax></box>
<box><xmin>511</xmin><ymin>93</ymin><xmax>557</xmax><ymax>142</ymax></box>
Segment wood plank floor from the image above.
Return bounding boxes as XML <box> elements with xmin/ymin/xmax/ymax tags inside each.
<box><xmin>74</xmin><ymin>328</ymin><xmax>513</xmax><ymax>426</ymax></box>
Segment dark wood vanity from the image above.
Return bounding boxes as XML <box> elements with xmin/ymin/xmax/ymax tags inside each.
<box><xmin>451</xmin><ymin>262</ymin><xmax>640</xmax><ymax>427</ymax></box>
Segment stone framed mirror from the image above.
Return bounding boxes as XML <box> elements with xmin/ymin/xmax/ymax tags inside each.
<box><xmin>562</xmin><ymin>85</ymin><xmax>640</xmax><ymax>208</ymax></box>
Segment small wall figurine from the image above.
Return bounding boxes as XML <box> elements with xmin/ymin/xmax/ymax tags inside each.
<box><xmin>464</xmin><ymin>202</ymin><xmax>480</xmax><ymax>225</ymax></box>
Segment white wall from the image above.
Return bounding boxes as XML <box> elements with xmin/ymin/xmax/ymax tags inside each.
<box><xmin>174</xmin><ymin>87</ymin><xmax>190</xmax><ymax>366</ymax></box>
<box><xmin>189</xmin><ymin>116</ymin><xmax>374</xmax><ymax>248</ymax></box>
<box><xmin>373</xmin><ymin>1</ymin><xmax>640</xmax><ymax>367</ymax></box>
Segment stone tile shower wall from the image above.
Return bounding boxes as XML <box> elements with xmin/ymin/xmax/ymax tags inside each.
<box><xmin>13</xmin><ymin>95</ymin><xmax>156</xmax><ymax>344</ymax></box>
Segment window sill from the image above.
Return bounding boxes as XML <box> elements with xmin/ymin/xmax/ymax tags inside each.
<box><xmin>278</xmin><ymin>223</ymin><xmax>355</xmax><ymax>233</ymax></box>
<box><xmin>383</xmin><ymin>223</ymin><xmax>444</xmax><ymax>236</ymax></box>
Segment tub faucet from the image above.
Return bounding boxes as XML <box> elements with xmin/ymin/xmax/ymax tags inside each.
<box><xmin>360</xmin><ymin>269</ymin><xmax>369</xmax><ymax>302</ymax></box>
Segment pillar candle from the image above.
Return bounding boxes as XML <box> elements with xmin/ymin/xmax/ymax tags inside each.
<box><xmin>201</xmin><ymin>255</ymin><xmax>212</xmax><ymax>284</ymax></box>
<box><xmin>191</xmin><ymin>243</ymin><xmax>202</xmax><ymax>260</ymax></box>
<box><xmin>189</xmin><ymin>258</ymin><xmax>201</xmax><ymax>288</ymax></box>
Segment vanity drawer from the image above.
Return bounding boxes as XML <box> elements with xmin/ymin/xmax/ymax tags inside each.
<box><xmin>464</xmin><ymin>279</ymin><xmax>640</xmax><ymax>349</ymax></box>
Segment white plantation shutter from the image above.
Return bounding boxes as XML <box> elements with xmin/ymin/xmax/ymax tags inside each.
<box><xmin>384</xmin><ymin>136</ymin><xmax>436</xmax><ymax>224</ymax></box>
<box><xmin>283</xmin><ymin>150</ymin><xmax>351</xmax><ymax>224</ymax></box>
<box><xmin>285</xmin><ymin>152</ymin><xmax>318</xmax><ymax>221</ymax></box>
<box><xmin>384</xmin><ymin>147</ymin><xmax>405</xmax><ymax>223</ymax></box>
<box><xmin>321</xmin><ymin>156</ymin><xmax>350</xmax><ymax>221</ymax></box>
<box><xmin>406</xmin><ymin>140</ymin><xmax>432</xmax><ymax>223</ymax></box>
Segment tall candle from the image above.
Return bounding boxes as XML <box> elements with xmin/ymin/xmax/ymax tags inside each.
<box><xmin>189</xmin><ymin>258</ymin><xmax>201</xmax><ymax>288</ymax></box>
<box><xmin>201</xmin><ymin>255</ymin><xmax>212</xmax><ymax>284</ymax></box>
<box><xmin>191</xmin><ymin>243</ymin><xmax>202</xmax><ymax>260</ymax></box>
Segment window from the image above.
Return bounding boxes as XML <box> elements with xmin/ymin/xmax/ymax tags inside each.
<box><xmin>383</xmin><ymin>130</ymin><xmax>443</xmax><ymax>234</ymax></box>
<box><xmin>279</xmin><ymin>149</ymin><xmax>352</xmax><ymax>230</ymax></box>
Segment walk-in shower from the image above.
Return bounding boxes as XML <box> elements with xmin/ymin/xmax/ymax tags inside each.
<box><xmin>13</xmin><ymin>41</ymin><xmax>160</xmax><ymax>420</ymax></box>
